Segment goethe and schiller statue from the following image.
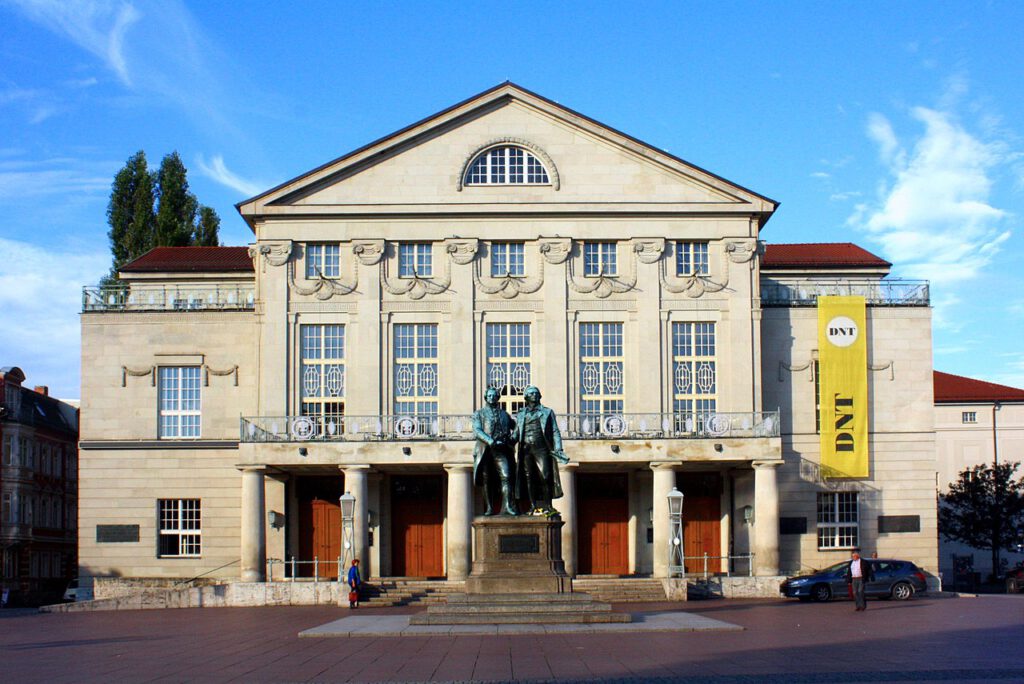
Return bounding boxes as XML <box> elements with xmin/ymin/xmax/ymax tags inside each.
<box><xmin>472</xmin><ymin>386</ymin><xmax>569</xmax><ymax>516</ymax></box>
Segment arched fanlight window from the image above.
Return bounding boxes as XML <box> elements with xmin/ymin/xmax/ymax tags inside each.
<box><xmin>464</xmin><ymin>145</ymin><xmax>550</xmax><ymax>186</ymax></box>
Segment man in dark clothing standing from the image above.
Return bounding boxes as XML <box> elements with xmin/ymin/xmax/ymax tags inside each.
<box><xmin>845</xmin><ymin>549</ymin><xmax>874</xmax><ymax>611</ymax></box>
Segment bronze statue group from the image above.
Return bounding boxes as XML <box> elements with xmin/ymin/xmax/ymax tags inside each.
<box><xmin>472</xmin><ymin>386</ymin><xmax>569</xmax><ymax>516</ymax></box>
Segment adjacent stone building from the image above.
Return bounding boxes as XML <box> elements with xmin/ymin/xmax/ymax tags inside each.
<box><xmin>934</xmin><ymin>370</ymin><xmax>1024</xmax><ymax>582</ymax></box>
<box><xmin>78</xmin><ymin>83</ymin><xmax>938</xmax><ymax>598</ymax></box>
<box><xmin>1</xmin><ymin>367</ymin><xmax>79</xmax><ymax>605</ymax></box>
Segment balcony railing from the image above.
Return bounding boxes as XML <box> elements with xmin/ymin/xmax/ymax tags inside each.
<box><xmin>760</xmin><ymin>279</ymin><xmax>929</xmax><ymax>307</ymax></box>
<box><xmin>239</xmin><ymin>411</ymin><xmax>780</xmax><ymax>443</ymax></box>
<box><xmin>82</xmin><ymin>284</ymin><xmax>256</xmax><ymax>312</ymax></box>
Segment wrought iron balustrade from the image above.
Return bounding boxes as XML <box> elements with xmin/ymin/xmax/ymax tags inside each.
<box><xmin>760</xmin><ymin>279</ymin><xmax>929</xmax><ymax>306</ymax></box>
<box><xmin>240</xmin><ymin>410</ymin><xmax>779</xmax><ymax>443</ymax></box>
<box><xmin>82</xmin><ymin>284</ymin><xmax>256</xmax><ymax>312</ymax></box>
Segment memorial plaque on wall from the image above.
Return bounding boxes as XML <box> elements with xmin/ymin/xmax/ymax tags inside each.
<box><xmin>499</xmin><ymin>534</ymin><xmax>540</xmax><ymax>554</ymax></box>
<box><xmin>96</xmin><ymin>524</ymin><xmax>140</xmax><ymax>543</ymax></box>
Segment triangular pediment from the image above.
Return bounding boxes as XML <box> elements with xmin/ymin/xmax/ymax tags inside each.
<box><xmin>237</xmin><ymin>83</ymin><xmax>776</xmax><ymax>227</ymax></box>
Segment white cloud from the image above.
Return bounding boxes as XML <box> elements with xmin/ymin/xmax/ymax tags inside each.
<box><xmin>7</xmin><ymin>0</ymin><xmax>140</xmax><ymax>86</ymax></box>
<box><xmin>0</xmin><ymin>237</ymin><xmax>108</xmax><ymax>400</ymax></box>
<box><xmin>850</xmin><ymin>106</ymin><xmax>1010</xmax><ymax>287</ymax></box>
<box><xmin>0</xmin><ymin>156</ymin><xmax>113</xmax><ymax>200</ymax></box>
<box><xmin>810</xmin><ymin>171</ymin><xmax>830</xmax><ymax>179</ymax></box>
<box><xmin>196</xmin><ymin>154</ymin><xmax>263</xmax><ymax>197</ymax></box>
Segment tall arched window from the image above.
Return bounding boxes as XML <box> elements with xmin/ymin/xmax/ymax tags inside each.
<box><xmin>465</xmin><ymin>145</ymin><xmax>550</xmax><ymax>185</ymax></box>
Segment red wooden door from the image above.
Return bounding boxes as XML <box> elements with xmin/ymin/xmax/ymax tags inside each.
<box><xmin>681</xmin><ymin>473</ymin><xmax>722</xmax><ymax>573</ymax></box>
<box><xmin>298</xmin><ymin>498</ymin><xmax>340</xmax><ymax>578</ymax></box>
<box><xmin>391</xmin><ymin>476</ymin><xmax>444</xmax><ymax>577</ymax></box>
<box><xmin>578</xmin><ymin>474</ymin><xmax>629</xmax><ymax>575</ymax></box>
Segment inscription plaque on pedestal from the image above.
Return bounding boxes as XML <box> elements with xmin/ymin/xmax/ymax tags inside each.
<box><xmin>499</xmin><ymin>534</ymin><xmax>540</xmax><ymax>554</ymax></box>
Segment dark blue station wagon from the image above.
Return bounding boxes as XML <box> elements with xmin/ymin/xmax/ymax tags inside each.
<box><xmin>780</xmin><ymin>559</ymin><xmax>928</xmax><ymax>602</ymax></box>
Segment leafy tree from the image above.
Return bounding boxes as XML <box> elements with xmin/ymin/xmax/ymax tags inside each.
<box><xmin>194</xmin><ymin>205</ymin><xmax>221</xmax><ymax>247</ymax></box>
<box><xmin>939</xmin><ymin>462</ymin><xmax>1024</xmax><ymax>579</ymax></box>
<box><xmin>155</xmin><ymin>151</ymin><xmax>198</xmax><ymax>247</ymax></box>
<box><xmin>106</xmin><ymin>150</ymin><xmax>155</xmax><ymax>279</ymax></box>
<box><xmin>104</xmin><ymin>150</ymin><xmax>222</xmax><ymax>282</ymax></box>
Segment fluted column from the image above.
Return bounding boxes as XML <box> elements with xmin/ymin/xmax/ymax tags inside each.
<box><xmin>552</xmin><ymin>462</ymin><xmax>578</xmax><ymax>576</ymax></box>
<box><xmin>444</xmin><ymin>464</ymin><xmax>473</xmax><ymax>580</ymax></box>
<box><xmin>752</xmin><ymin>460</ymin><xmax>782</xmax><ymax>576</ymax></box>
<box><xmin>342</xmin><ymin>465</ymin><xmax>371</xmax><ymax>570</ymax></box>
<box><xmin>239</xmin><ymin>465</ymin><xmax>266</xmax><ymax>582</ymax></box>
<box><xmin>651</xmin><ymin>463</ymin><xmax>676</xmax><ymax>578</ymax></box>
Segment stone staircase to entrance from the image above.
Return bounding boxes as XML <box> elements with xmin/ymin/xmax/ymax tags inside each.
<box><xmin>358</xmin><ymin>579</ymin><xmax>466</xmax><ymax>607</ymax></box>
<box><xmin>571</xmin><ymin>577</ymin><xmax>668</xmax><ymax>602</ymax></box>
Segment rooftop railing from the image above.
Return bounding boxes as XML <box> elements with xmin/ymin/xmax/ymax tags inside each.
<box><xmin>82</xmin><ymin>284</ymin><xmax>256</xmax><ymax>312</ymax></box>
<box><xmin>760</xmin><ymin>279</ymin><xmax>929</xmax><ymax>307</ymax></box>
<box><xmin>239</xmin><ymin>411</ymin><xmax>780</xmax><ymax>443</ymax></box>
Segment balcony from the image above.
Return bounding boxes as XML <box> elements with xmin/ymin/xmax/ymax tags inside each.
<box><xmin>760</xmin><ymin>279</ymin><xmax>929</xmax><ymax>307</ymax></box>
<box><xmin>239</xmin><ymin>411</ymin><xmax>780</xmax><ymax>443</ymax></box>
<box><xmin>82</xmin><ymin>284</ymin><xmax>256</xmax><ymax>312</ymax></box>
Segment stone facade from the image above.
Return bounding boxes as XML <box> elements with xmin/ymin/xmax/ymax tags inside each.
<box><xmin>78</xmin><ymin>84</ymin><xmax>939</xmax><ymax>597</ymax></box>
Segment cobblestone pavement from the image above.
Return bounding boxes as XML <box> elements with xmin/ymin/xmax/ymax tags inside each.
<box><xmin>1</xmin><ymin>596</ymin><xmax>1022</xmax><ymax>683</ymax></box>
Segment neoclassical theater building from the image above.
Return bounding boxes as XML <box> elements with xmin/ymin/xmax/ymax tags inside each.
<box><xmin>79</xmin><ymin>84</ymin><xmax>937</xmax><ymax>596</ymax></box>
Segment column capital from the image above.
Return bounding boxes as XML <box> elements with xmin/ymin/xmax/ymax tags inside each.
<box><xmin>443</xmin><ymin>463</ymin><xmax>473</xmax><ymax>473</ymax></box>
<box><xmin>650</xmin><ymin>461</ymin><xmax>677</xmax><ymax>471</ymax></box>
<box><xmin>237</xmin><ymin>464</ymin><xmax>266</xmax><ymax>474</ymax></box>
<box><xmin>751</xmin><ymin>459</ymin><xmax>783</xmax><ymax>470</ymax></box>
<box><xmin>339</xmin><ymin>464</ymin><xmax>372</xmax><ymax>473</ymax></box>
<box><xmin>558</xmin><ymin>461</ymin><xmax>580</xmax><ymax>471</ymax></box>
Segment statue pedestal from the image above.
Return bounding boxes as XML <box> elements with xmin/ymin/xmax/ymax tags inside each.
<box><xmin>465</xmin><ymin>515</ymin><xmax>571</xmax><ymax>594</ymax></box>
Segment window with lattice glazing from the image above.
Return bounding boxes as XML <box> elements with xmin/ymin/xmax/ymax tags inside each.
<box><xmin>817</xmin><ymin>491</ymin><xmax>859</xmax><ymax>549</ymax></box>
<box><xmin>671</xmin><ymin>323</ymin><xmax>716</xmax><ymax>433</ymax></box>
<box><xmin>465</xmin><ymin>146</ymin><xmax>550</xmax><ymax>185</ymax></box>
<box><xmin>158</xmin><ymin>366</ymin><xmax>201</xmax><ymax>438</ymax></box>
<box><xmin>676</xmin><ymin>241</ymin><xmax>709</xmax><ymax>276</ymax></box>
<box><xmin>486</xmin><ymin>323</ymin><xmax>531</xmax><ymax>414</ymax></box>
<box><xmin>491</xmin><ymin>242</ymin><xmax>525</xmax><ymax>277</ymax></box>
<box><xmin>398</xmin><ymin>243</ymin><xmax>432</xmax><ymax>277</ymax></box>
<box><xmin>579</xmin><ymin>323</ymin><xmax>624</xmax><ymax>418</ymax></box>
<box><xmin>394</xmin><ymin>323</ymin><xmax>438</xmax><ymax>418</ymax></box>
<box><xmin>306</xmin><ymin>244</ymin><xmax>340</xmax><ymax>278</ymax></box>
<box><xmin>301</xmin><ymin>325</ymin><xmax>345</xmax><ymax>430</ymax></box>
<box><xmin>583</xmin><ymin>242</ymin><xmax>617</xmax><ymax>276</ymax></box>
<box><xmin>158</xmin><ymin>499</ymin><xmax>201</xmax><ymax>557</ymax></box>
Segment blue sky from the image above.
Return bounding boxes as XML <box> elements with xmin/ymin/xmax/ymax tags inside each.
<box><xmin>1</xmin><ymin>1</ymin><xmax>1022</xmax><ymax>400</ymax></box>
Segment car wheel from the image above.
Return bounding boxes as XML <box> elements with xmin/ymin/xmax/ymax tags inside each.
<box><xmin>811</xmin><ymin>584</ymin><xmax>831</xmax><ymax>602</ymax></box>
<box><xmin>891</xmin><ymin>581</ymin><xmax>914</xmax><ymax>601</ymax></box>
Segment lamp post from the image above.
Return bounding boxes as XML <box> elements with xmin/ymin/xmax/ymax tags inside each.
<box><xmin>668</xmin><ymin>487</ymin><xmax>685</xmax><ymax>577</ymax></box>
<box><xmin>339</xmin><ymin>491</ymin><xmax>356</xmax><ymax>572</ymax></box>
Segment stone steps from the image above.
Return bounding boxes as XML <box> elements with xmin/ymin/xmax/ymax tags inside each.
<box><xmin>410</xmin><ymin>592</ymin><xmax>630</xmax><ymax>625</ymax></box>
<box><xmin>356</xmin><ymin>579</ymin><xmax>465</xmax><ymax>607</ymax></box>
<box><xmin>572</xmin><ymin>578</ymin><xmax>668</xmax><ymax>603</ymax></box>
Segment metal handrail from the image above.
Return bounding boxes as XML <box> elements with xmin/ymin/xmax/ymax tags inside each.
<box><xmin>240</xmin><ymin>411</ymin><xmax>780</xmax><ymax>443</ymax></box>
<box><xmin>82</xmin><ymin>284</ymin><xmax>255</xmax><ymax>312</ymax></box>
<box><xmin>761</xmin><ymin>279</ymin><xmax>929</xmax><ymax>306</ymax></box>
<box><xmin>680</xmin><ymin>552</ymin><xmax>756</xmax><ymax>580</ymax></box>
<box><xmin>266</xmin><ymin>556</ymin><xmax>344</xmax><ymax>583</ymax></box>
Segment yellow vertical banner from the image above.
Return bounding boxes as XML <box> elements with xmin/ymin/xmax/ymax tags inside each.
<box><xmin>818</xmin><ymin>296</ymin><xmax>868</xmax><ymax>478</ymax></box>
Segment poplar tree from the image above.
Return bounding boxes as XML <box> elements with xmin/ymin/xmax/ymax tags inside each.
<box><xmin>155</xmin><ymin>151</ymin><xmax>198</xmax><ymax>247</ymax></box>
<box><xmin>194</xmin><ymin>205</ymin><xmax>221</xmax><ymax>247</ymax></box>
<box><xmin>106</xmin><ymin>150</ymin><xmax>155</xmax><ymax>275</ymax></box>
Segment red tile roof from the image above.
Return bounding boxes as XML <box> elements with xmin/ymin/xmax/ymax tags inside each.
<box><xmin>120</xmin><ymin>247</ymin><xmax>253</xmax><ymax>273</ymax></box>
<box><xmin>934</xmin><ymin>371</ymin><xmax>1024</xmax><ymax>403</ymax></box>
<box><xmin>762</xmin><ymin>243</ymin><xmax>891</xmax><ymax>269</ymax></box>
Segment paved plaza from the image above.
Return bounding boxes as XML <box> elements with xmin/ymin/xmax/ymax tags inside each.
<box><xmin>1</xmin><ymin>596</ymin><xmax>1022</xmax><ymax>683</ymax></box>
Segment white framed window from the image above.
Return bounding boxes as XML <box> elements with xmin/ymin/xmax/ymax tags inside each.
<box><xmin>398</xmin><ymin>243</ymin><xmax>432</xmax><ymax>277</ymax></box>
<box><xmin>300</xmin><ymin>324</ymin><xmax>346</xmax><ymax>424</ymax></box>
<box><xmin>676</xmin><ymin>241</ymin><xmax>709</xmax><ymax>276</ymax></box>
<box><xmin>583</xmin><ymin>242</ymin><xmax>617</xmax><ymax>276</ymax></box>
<box><xmin>962</xmin><ymin>411</ymin><xmax>977</xmax><ymax>424</ymax></box>
<box><xmin>491</xmin><ymin>242</ymin><xmax>525</xmax><ymax>277</ymax></box>
<box><xmin>305</xmin><ymin>244</ymin><xmax>340</xmax><ymax>279</ymax></box>
<box><xmin>394</xmin><ymin>323</ymin><xmax>438</xmax><ymax>418</ymax></box>
<box><xmin>158</xmin><ymin>366</ymin><xmax>201</xmax><ymax>439</ymax></box>
<box><xmin>579</xmin><ymin>322</ymin><xmax>624</xmax><ymax>416</ymax></box>
<box><xmin>465</xmin><ymin>146</ymin><xmax>550</xmax><ymax>185</ymax></box>
<box><xmin>672</xmin><ymin>323</ymin><xmax>717</xmax><ymax>429</ymax></box>
<box><xmin>158</xmin><ymin>499</ymin><xmax>201</xmax><ymax>557</ymax></box>
<box><xmin>486</xmin><ymin>323</ymin><xmax>532</xmax><ymax>415</ymax></box>
<box><xmin>817</xmin><ymin>492</ymin><xmax>859</xmax><ymax>549</ymax></box>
